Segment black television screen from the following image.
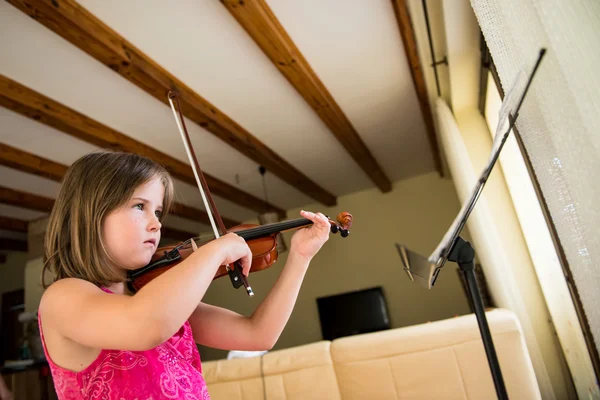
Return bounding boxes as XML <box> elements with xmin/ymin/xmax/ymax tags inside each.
<box><xmin>316</xmin><ymin>286</ymin><xmax>391</xmax><ymax>340</ymax></box>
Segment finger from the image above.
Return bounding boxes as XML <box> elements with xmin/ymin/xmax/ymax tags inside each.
<box><xmin>301</xmin><ymin>210</ymin><xmax>326</xmax><ymax>223</ymax></box>
<box><xmin>237</xmin><ymin>240</ymin><xmax>252</xmax><ymax>276</ymax></box>
<box><xmin>300</xmin><ymin>210</ymin><xmax>316</xmax><ymax>220</ymax></box>
<box><xmin>312</xmin><ymin>212</ymin><xmax>330</xmax><ymax>231</ymax></box>
<box><xmin>315</xmin><ymin>212</ymin><xmax>329</xmax><ymax>225</ymax></box>
<box><xmin>301</xmin><ymin>210</ymin><xmax>330</xmax><ymax>234</ymax></box>
<box><xmin>240</xmin><ymin>249</ymin><xmax>252</xmax><ymax>276</ymax></box>
<box><xmin>191</xmin><ymin>239</ymin><xmax>198</xmax><ymax>252</ymax></box>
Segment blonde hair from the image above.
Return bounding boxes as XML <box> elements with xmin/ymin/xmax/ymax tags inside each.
<box><xmin>42</xmin><ymin>151</ymin><xmax>174</xmax><ymax>288</ymax></box>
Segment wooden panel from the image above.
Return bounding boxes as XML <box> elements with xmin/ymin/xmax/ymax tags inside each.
<box><xmin>0</xmin><ymin>216</ymin><xmax>28</xmax><ymax>233</ymax></box>
<box><xmin>0</xmin><ymin>145</ymin><xmax>237</xmax><ymax>228</ymax></box>
<box><xmin>391</xmin><ymin>0</ymin><xmax>443</xmax><ymax>175</ymax></box>
<box><xmin>0</xmin><ymin>74</ymin><xmax>282</xmax><ymax>216</ymax></box>
<box><xmin>6</xmin><ymin>0</ymin><xmax>336</xmax><ymax>206</ymax></box>
<box><xmin>222</xmin><ymin>0</ymin><xmax>392</xmax><ymax>192</ymax></box>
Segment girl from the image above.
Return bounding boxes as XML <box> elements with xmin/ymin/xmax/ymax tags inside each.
<box><xmin>38</xmin><ymin>151</ymin><xmax>331</xmax><ymax>399</ymax></box>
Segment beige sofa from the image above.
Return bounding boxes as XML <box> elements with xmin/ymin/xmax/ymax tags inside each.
<box><xmin>202</xmin><ymin>309</ymin><xmax>541</xmax><ymax>399</ymax></box>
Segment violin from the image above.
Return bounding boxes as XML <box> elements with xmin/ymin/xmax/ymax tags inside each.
<box><xmin>127</xmin><ymin>212</ymin><xmax>352</xmax><ymax>294</ymax></box>
<box><xmin>127</xmin><ymin>90</ymin><xmax>352</xmax><ymax>297</ymax></box>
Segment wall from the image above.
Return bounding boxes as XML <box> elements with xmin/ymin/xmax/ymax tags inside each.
<box><xmin>24</xmin><ymin>258</ymin><xmax>45</xmax><ymax>313</ymax></box>
<box><xmin>0</xmin><ymin>251</ymin><xmax>27</xmax><ymax>316</ymax></box>
<box><xmin>23</xmin><ymin>217</ymin><xmax>49</xmax><ymax>313</ymax></box>
<box><xmin>0</xmin><ymin>252</ymin><xmax>27</xmax><ymax>297</ymax></box>
<box><xmin>199</xmin><ymin>172</ymin><xmax>472</xmax><ymax>361</ymax></box>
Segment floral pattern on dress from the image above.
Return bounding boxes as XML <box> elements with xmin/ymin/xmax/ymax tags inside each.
<box><xmin>81</xmin><ymin>351</ymin><xmax>148</xmax><ymax>399</ymax></box>
<box><xmin>39</xmin><ymin>311</ymin><xmax>210</xmax><ymax>399</ymax></box>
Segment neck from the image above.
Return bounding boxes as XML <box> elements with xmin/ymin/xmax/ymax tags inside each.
<box><xmin>106</xmin><ymin>281</ymin><xmax>133</xmax><ymax>296</ymax></box>
<box><xmin>235</xmin><ymin>217</ymin><xmax>313</xmax><ymax>241</ymax></box>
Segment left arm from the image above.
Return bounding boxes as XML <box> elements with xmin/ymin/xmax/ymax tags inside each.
<box><xmin>188</xmin><ymin>210</ymin><xmax>329</xmax><ymax>351</ymax></box>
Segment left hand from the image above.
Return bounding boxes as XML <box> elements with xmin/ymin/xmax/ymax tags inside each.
<box><xmin>289</xmin><ymin>210</ymin><xmax>331</xmax><ymax>261</ymax></box>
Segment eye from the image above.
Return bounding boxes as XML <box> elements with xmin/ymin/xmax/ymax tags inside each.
<box><xmin>155</xmin><ymin>210</ymin><xmax>163</xmax><ymax>219</ymax></box>
<box><xmin>134</xmin><ymin>203</ymin><xmax>144</xmax><ymax>211</ymax></box>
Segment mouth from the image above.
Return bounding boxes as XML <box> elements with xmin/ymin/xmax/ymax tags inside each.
<box><xmin>144</xmin><ymin>239</ymin><xmax>157</xmax><ymax>247</ymax></box>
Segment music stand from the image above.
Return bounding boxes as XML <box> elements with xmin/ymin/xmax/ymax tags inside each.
<box><xmin>396</xmin><ymin>48</ymin><xmax>546</xmax><ymax>400</ymax></box>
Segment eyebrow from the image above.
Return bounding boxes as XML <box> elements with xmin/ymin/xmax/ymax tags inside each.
<box><xmin>131</xmin><ymin>197</ymin><xmax>163</xmax><ymax>209</ymax></box>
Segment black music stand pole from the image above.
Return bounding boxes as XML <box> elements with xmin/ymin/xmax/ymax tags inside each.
<box><xmin>448</xmin><ymin>236</ymin><xmax>508</xmax><ymax>400</ymax></box>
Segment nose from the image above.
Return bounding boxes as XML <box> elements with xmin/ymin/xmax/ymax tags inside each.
<box><xmin>147</xmin><ymin>214</ymin><xmax>162</xmax><ymax>232</ymax></box>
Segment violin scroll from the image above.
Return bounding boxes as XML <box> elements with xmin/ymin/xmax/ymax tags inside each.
<box><xmin>328</xmin><ymin>212</ymin><xmax>352</xmax><ymax>238</ymax></box>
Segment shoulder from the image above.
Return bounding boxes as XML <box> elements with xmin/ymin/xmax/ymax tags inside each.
<box><xmin>39</xmin><ymin>279</ymin><xmax>108</xmax><ymax>372</ymax></box>
<box><xmin>40</xmin><ymin>278</ymin><xmax>102</xmax><ymax>315</ymax></box>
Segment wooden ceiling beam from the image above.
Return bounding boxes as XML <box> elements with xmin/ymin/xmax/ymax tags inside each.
<box><xmin>0</xmin><ymin>216</ymin><xmax>28</xmax><ymax>233</ymax></box>
<box><xmin>222</xmin><ymin>0</ymin><xmax>392</xmax><ymax>193</ymax></box>
<box><xmin>391</xmin><ymin>0</ymin><xmax>443</xmax><ymax>175</ymax></box>
<box><xmin>0</xmin><ymin>184</ymin><xmax>240</xmax><ymax>229</ymax></box>
<box><xmin>0</xmin><ymin>144</ymin><xmax>72</xmax><ymax>183</ymax></box>
<box><xmin>0</xmin><ymin>140</ymin><xmax>67</xmax><ymax>182</ymax></box>
<box><xmin>0</xmin><ymin>147</ymin><xmax>240</xmax><ymax>228</ymax></box>
<box><xmin>0</xmin><ymin>74</ymin><xmax>282</xmax><ymax>216</ymax></box>
<box><xmin>6</xmin><ymin>0</ymin><xmax>336</xmax><ymax>207</ymax></box>
<box><xmin>0</xmin><ymin>195</ymin><xmax>197</xmax><ymax>242</ymax></box>
<box><xmin>0</xmin><ymin>185</ymin><xmax>54</xmax><ymax>212</ymax></box>
<box><xmin>0</xmin><ymin>217</ymin><xmax>193</xmax><ymax>250</ymax></box>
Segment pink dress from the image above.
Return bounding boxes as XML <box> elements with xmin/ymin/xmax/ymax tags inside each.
<box><xmin>38</xmin><ymin>287</ymin><xmax>210</xmax><ymax>399</ymax></box>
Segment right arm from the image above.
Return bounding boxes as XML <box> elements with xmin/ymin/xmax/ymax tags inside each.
<box><xmin>39</xmin><ymin>234</ymin><xmax>251</xmax><ymax>351</ymax></box>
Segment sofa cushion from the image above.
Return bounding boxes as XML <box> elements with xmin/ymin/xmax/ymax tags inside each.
<box><xmin>203</xmin><ymin>341</ymin><xmax>341</xmax><ymax>399</ymax></box>
<box><xmin>330</xmin><ymin>309</ymin><xmax>541</xmax><ymax>399</ymax></box>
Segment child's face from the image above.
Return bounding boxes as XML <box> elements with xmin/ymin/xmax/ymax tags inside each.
<box><xmin>103</xmin><ymin>177</ymin><xmax>165</xmax><ymax>272</ymax></box>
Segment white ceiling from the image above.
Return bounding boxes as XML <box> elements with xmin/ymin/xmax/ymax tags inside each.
<box><xmin>0</xmin><ymin>0</ymin><xmax>436</xmax><ymax>240</ymax></box>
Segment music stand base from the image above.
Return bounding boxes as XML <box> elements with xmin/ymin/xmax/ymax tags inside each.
<box><xmin>448</xmin><ymin>237</ymin><xmax>509</xmax><ymax>400</ymax></box>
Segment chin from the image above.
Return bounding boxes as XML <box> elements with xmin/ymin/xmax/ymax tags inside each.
<box><xmin>123</xmin><ymin>255</ymin><xmax>154</xmax><ymax>271</ymax></box>
<box><xmin>134</xmin><ymin>257</ymin><xmax>153</xmax><ymax>270</ymax></box>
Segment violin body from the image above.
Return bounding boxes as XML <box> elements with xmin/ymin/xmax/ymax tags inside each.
<box><xmin>127</xmin><ymin>213</ymin><xmax>352</xmax><ymax>294</ymax></box>
<box><xmin>128</xmin><ymin>224</ymin><xmax>279</xmax><ymax>293</ymax></box>
<box><xmin>215</xmin><ymin>224</ymin><xmax>280</xmax><ymax>276</ymax></box>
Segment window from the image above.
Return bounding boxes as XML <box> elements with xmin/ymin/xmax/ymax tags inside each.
<box><xmin>481</xmin><ymin>64</ymin><xmax>597</xmax><ymax>390</ymax></box>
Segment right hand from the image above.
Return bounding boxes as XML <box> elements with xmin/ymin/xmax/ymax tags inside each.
<box><xmin>210</xmin><ymin>232</ymin><xmax>252</xmax><ymax>276</ymax></box>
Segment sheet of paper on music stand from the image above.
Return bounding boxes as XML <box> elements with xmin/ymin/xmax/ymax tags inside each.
<box><xmin>429</xmin><ymin>71</ymin><xmax>527</xmax><ymax>259</ymax></box>
<box><xmin>398</xmin><ymin>69</ymin><xmax>528</xmax><ymax>289</ymax></box>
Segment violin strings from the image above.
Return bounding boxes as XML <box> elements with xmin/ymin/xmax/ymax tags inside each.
<box><xmin>237</xmin><ymin>218</ymin><xmax>313</xmax><ymax>240</ymax></box>
<box><xmin>167</xmin><ymin>217</ymin><xmax>338</xmax><ymax>248</ymax></box>
<box><xmin>172</xmin><ymin>238</ymin><xmax>194</xmax><ymax>252</ymax></box>
<box><xmin>242</xmin><ymin>220</ymin><xmax>304</xmax><ymax>237</ymax></box>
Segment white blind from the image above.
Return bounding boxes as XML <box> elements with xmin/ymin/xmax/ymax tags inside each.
<box><xmin>470</xmin><ymin>0</ymin><xmax>600</xmax><ymax>364</ymax></box>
